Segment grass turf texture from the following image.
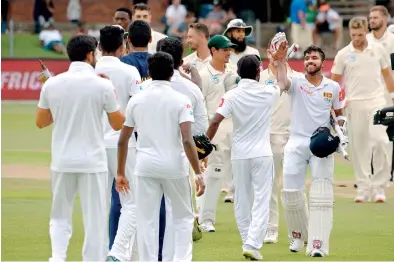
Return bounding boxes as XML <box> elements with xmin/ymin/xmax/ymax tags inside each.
<box><xmin>2</xmin><ymin>102</ymin><xmax>394</xmax><ymax>261</ymax></box>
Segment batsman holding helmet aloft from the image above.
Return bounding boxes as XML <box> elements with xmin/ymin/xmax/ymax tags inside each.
<box><xmin>272</xmin><ymin>39</ymin><xmax>346</xmax><ymax>257</ymax></box>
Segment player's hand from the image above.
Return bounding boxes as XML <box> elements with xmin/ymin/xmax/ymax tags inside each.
<box><xmin>98</xmin><ymin>73</ymin><xmax>110</xmax><ymax>79</ymax></box>
<box><xmin>339</xmin><ymin>135</ymin><xmax>349</xmax><ymax>150</ymax></box>
<box><xmin>200</xmin><ymin>157</ymin><xmax>208</xmax><ymax>172</ymax></box>
<box><xmin>268</xmin><ymin>32</ymin><xmax>288</xmax><ymax>62</ymax></box>
<box><xmin>195</xmin><ymin>174</ymin><xmax>206</xmax><ymax>197</ymax></box>
<box><xmin>38</xmin><ymin>72</ymin><xmax>49</xmax><ymax>83</ymax></box>
<box><xmin>115</xmin><ymin>174</ymin><xmax>130</xmax><ymax>194</ymax></box>
<box><xmin>181</xmin><ymin>63</ymin><xmax>192</xmax><ymax>74</ymax></box>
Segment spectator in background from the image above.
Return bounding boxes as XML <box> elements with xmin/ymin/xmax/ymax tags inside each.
<box><xmin>39</xmin><ymin>22</ymin><xmax>66</xmax><ymax>54</ymax></box>
<box><xmin>1</xmin><ymin>0</ymin><xmax>10</xmax><ymax>34</ymax></box>
<box><xmin>67</xmin><ymin>0</ymin><xmax>81</xmax><ymax>24</ymax></box>
<box><xmin>33</xmin><ymin>0</ymin><xmax>55</xmax><ymax>34</ymax></box>
<box><xmin>203</xmin><ymin>0</ymin><xmax>228</xmax><ymax>35</ymax></box>
<box><xmin>168</xmin><ymin>11</ymin><xmax>196</xmax><ymax>41</ymax></box>
<box><xmin>72</xmin><ymin>22</ymin><xmax>87</xmax><ymax>36</ymax></box>
<box><xmin>132</xmin><ymin>3</ymin><xmax>167</xmax><ymax>54</ymax></box>
<box><xmin>290</xmin><ymin>0</ymin><xmax>313</xmax><ymax>58</ymax></box>
<box><xmin>314</xmin><ymin>0</ymin><xmax>341</xmax><ymax>50</ymax></box>
<box><xmin>165</xmin><ymin>0</ymin><xmax>187</xmax><ymax>30</ymax></box>
<box><xmin>305</xmin><ymin>0</ymin><xmax>318</xmax><ymax>44</ymax></box>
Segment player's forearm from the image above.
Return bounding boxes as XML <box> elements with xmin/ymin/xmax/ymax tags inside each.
<box><xmin>206</xmin><ymin>121</ymin><xmax>219</xmax><ymax>140</ymax></box>
<box><xmin>189</xmin><ymin>68</ymin><xmax>202</xmax><ymax>89</ymax></box>
<box><xmin>183</xmin><ymin>138</ymin><xmax>202</xmax><ymax>175</ymax></box>
<box><xmin>275</xmin><ymin>61</ymin><xmax>290</xmax><ymax>92</ymax></box>
<box><xmin>117</xmin><ymin>127</ymin><xmax>133</xmax><ymax>176</ymax></box>
<box><xmin>334</xmin><ymin>108</ymin><xmax>345</xmax><ymax>126</ymax></box>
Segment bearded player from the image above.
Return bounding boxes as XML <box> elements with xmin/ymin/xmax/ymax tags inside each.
<box><xmin>277</xmin><ymin>43</ymin><xmax>345</xmax><ymax>257</ymax></box>
<box><xmin>259</xmin><ymin>34</ymin><xmax>303</xmax><ymax>244</ymax></box>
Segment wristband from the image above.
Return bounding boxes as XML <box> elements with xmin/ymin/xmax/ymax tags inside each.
<box><xmin>337</xmin><ymin>116</ymin><xmax>347</xmax><ymax>122</ymax></box>
<box><xmin>390</xmin><ymin>92</ymin><xmax>394</xmax><ymax>99</ymax></box>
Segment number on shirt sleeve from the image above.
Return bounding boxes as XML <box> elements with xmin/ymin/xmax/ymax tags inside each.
<box><xmin>216</xmin><ymin>95</ymin><xmax>232</xmax><ymax>118</ymax></box>
<box><xmin>104</xmin><ymin>82</ymin><xmax>121</xmax><ymax>114</ymax></box>
<box><xmin>332</xmin><ymin>83</ymin><xmax>345</xmax><ymax>110</ymax></box>
<box><xmin>179</xmin><ymin>98</ymin><xmax>195</xmax><ymax>124</ymax></box>
<box><xmin>124</xmin><ymin>98</ymin><xmax>136</xmax><ymax>127</ymax></box>
<box><xmin>38</xmin><ymin>83</ymin><xmax>50</xmax><ymax>109</ymax></box>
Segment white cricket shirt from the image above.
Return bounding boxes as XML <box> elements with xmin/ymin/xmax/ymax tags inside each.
<box><xmin>259</xmin><ymin>66</ymin><xmax>304</xmax><ymax>135</ymax></box>
<box><xmin>182</xmin><ymin>51</ymin><xmax>212</xmax><ymax>71</ymax></box>
<box><xmin>124</xmin><ymin>80</ymin><xmax>195</xmax><ymax>178</ymax></box>
<box><xmin>228</xmin><ymin>46</ymin><xmax>260</xmax><ymax>70</ymax></box>
<box><xmin>148</xmin><ymin>30</ymin><xmax>167</xmax><ymax>54</ymax></box>
<box><xmin>217</xmin><ymin>79</ymin><xmax>280</xmax><ymax>159</ymax></box>
<box><xmin>95</xmin><ymin>56</ymin><xmax>142</xmax><ymax>148</ymax></box>
<box><xmin>137</xmin><ymin>70</ymin><xmax>208</xmax><ymax>135</ymax></box>
<box><xmin>38</xmin><ymin>62</ymin><xmax>120</xmax><ymax>173</ymax></box>
<box><xmin>287</xmin><ymin>75</ymin><xmax>344</xmax><ymax>138</ymax></box>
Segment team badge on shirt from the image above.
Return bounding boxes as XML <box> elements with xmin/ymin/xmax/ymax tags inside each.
<box><xmin>211</xmin><ymin>75</ymin><xmax>220</xmax><ymax>84</ymax></box>
<box><xmin>323</xmin><ymin>92</ymin><xmax>332</xmax><ymax>102</ymax></box>
<box><xmin>348</xmin><ymin>54</ymin><xmax>356</xmax><ymax>62</ymax></box>
<box><xmin>265</xmin><ymin>79</ymin><xmax>275</xmax><ymax>85</ymax></box>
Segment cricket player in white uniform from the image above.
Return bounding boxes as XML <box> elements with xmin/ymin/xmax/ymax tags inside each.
<box><xmin>206</xmin><ymin>55</ymin><xmax>279</xmax><ymax>261</ymax></box>
<box><xmin>116</xmin><ymin>52</ymin><xmax>205</xmax><ymax>262</ymax></box>
<box><xmin>223</xmin><ymin>19</ymin><xmax>260</xmax><ymax>70</ymax></box>
<box><xmin>137</xmin><ymin>37</ymin><xmax>208</xmax><ymax>260</ymax></box>
<box><xmin>36</xmin><ymin>35</ymin><xmax>124</xmax><ymax>261</ymax></box>
<box><xmin>198</xmin><ymin>35</ymin><xmax>238</xmax><ymax>232</ymax></box>
<box><xmin>94</xmin><ymin>25</ymin><xmax>142</xmax><ymax>262</ymax></box>
<box><xmin>132</xmin><ymin>3</ymin><xmax>167</xmax><ymax>54</ymax></box>
<box><xmin>259</xmin><ymin>35</ymin><xmax>304</xmax><ymax>244</ymax></box>
<box><xmin>183</xmin><ymin>22</ymin><xmax>212</xmax><ymax>71</ymax></box>
<box><xmin>278</xmin><ymin>44</ymin><xmax>345</xmax><ymax>257</ymax></box>
<box><xmin>331</xmin><ymin>16</ymin><xmax>394</xmax><ymax>203</ymax></box>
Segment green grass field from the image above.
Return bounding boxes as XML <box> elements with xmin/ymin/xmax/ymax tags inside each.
<box><xmin>2</xmin><ymin>102</ymin><xmax>394</xmax><ymax>261</ymax></box>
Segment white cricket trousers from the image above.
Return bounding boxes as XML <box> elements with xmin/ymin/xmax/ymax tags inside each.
<box><xmin>346</xmin><ymin>97</ymin><xmax>391</xmax><ymax>193</ymax></box>
<box><xmin>268</xmin><ymin>133</ymin><xmax>289</xmax><ymax>229</ymax></box>
<box><xmin>107</xmin><ymin>148</ymin><xmax>138</xmax><ymax>261</ymax></box>
<box><xmin>49</xmin><ymin>171</ymin><xmax>108</xmax><ymax>262</ymax></box>
<box><xmin>232</xmin><ymin>156</ymin><xmax>274</xmax><ymax>250</ymax></box>
<box><xmin>134</xmin><ymin>175</ymin><xmax>194</xmax><ymax>262</ymax></box>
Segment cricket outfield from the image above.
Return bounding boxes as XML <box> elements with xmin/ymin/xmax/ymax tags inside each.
<box><xmin>2</xmin><ymin>102</ymin><xmax>394</xmax><ymax>261</ymax></box>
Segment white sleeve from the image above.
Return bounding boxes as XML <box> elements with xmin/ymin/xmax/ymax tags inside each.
<box><xmin>179</xmin><ymin>98</ymin><xmax>195</xmax><ymax>124</ymax></box>
<box><xmin>216</xmin><ymin>94</ymin><xmax>232</xmax><ymax>118</ymax></box>
<box><xmin>124</xmin><ymin>98</ymin><xmax>135</xmax><ymax>127</ymax></box>
<box><xmin>39</xmin><ymin>31</ymin><xmax>45</xmax><ymax>41</ymax></box>
<box><xmin>104</xmin><ymin>82</ymin><xmax>120</xmax><ymax>113</ymax></box>
<box><xmin>193</xmin><ymin>91</ymin><xmax>209</xmax><ymax>134</ymax></box>
<box><xmin>129</xmin><ymin>68</ymin><xmax>142</xmax><ymax>97</ymax></box>
<box><xmin>38</xmin><ymin>83</ymin><xmax>50</xmax><ymax>109</ymax></box>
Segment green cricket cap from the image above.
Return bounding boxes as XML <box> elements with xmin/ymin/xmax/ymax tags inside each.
<box><xmin>208</xmin><ymin>35</ymin><xmax>237</xmax><ymax>49</ymax></box>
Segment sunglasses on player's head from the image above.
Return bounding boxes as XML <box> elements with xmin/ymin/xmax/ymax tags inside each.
<box><xmin>232</xmin><ymin>22</ymin><xmax>247</xmax><ymax>27</ymax></box>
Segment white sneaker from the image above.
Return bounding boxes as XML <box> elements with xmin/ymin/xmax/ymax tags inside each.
<box><xmin>224</xmin><ymin>192</ymin><xmax>234</xmax><ymax>203</ymax></box>
<box><xmin>199</xmin><ymin>221</ymin><xmax>215</xmax><ymax>232</ymax></box>
<box><xmin>242</xmin><ymin>250</ymin><xmax>263</xmax><ymax>261</ymax></box>
<box><xmin>354</xmin><ymin>192</ymin><xmax>370</xmax><ymax>203</ymax></box>
<box><xmin>373</xmin><ymin>188</ymin><xmax>386</xmax><ymax>203</ymax></box>
<box><xmin>310</xmin><ymin>249</ymin><xmax>325</xmax><ymax>257</ymax></box>
<box><xmin>289</xmin><ymin>238</ymin><xmax>304</xmax><ymax>253</ymax></box>
<box><xmin>264</xmin><ymin>227</ymin><xmax>278</xmax><ymax>244</ymax></box>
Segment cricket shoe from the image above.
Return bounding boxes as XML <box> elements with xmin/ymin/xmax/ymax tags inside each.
<box><xmin>354</xmin><ymin>192</ymin><xmax>370</xmax><ymax>203</ymax></box>
<box><xmin>373</xmin><ymin>188</ymin><xmax>386</xmax><ymax>203</ymax></box>
<box><xmin>106</xmin><ymin>256</ymin><xmax>120</xmax><ymax>261</ymax></box>
<box><xmin>200</xmin><ymin>221</ymin><xmax>216</xmax><ymax>232</ymax></box>
<box><xmin>309</xmin><ymin>249</ymin><xmax>325</xmax><ymax>257</ymax></box>
<box><xmin>289</xmin><ymin>238</ymin><xmax>304</xmax><ymax>253</ymax></box>
<box><xmin>242</xmin><ymin>250</ymin><xmax>263</xmax><ymax>261</ymax></box>
<box><xmin>264</xmin><ymin>227</ymin><xmax>278</xmax><ymax>244</ymax></box>
<box><xmin>192</xmin><ymin>218</ymin><xmax>203</xmax><ymax>241</ymax></box>
<box><xmin>224</xmin><ymin>192</ymin><xmax>234</xmax><ymax>203</ymax></box>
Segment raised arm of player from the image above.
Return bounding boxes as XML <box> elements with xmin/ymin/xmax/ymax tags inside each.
<box><xmin>181</xmin><ymin>63</ymin><xmax>203</xmax><ymax>89</ymax></box>
<box><xmin>36</xmin><ymin>83</ymin><xmax>53</xmax><ymax>128</ymax></box>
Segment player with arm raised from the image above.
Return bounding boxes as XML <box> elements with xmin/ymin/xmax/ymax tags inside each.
<box><xmin>94</xmin><ymin>25</ymin><xmax>142</xmax><ymax>262</ymax></box>
<box><xmin>35</xmin><ymin>35</ymin><xmax>124</xmax><ymax>261</ymax></box>
<box><xmin>206</xmin><ymin>55</ymin><xmax>279</xmax><ymax>261</ymax></box>
<box><xmin>259</xmin><ymin>33</ymin><xmax>304</xmax><ymax>244</ymax></box>
<box><xmin>331</xmin><ymin>16</ymin><xmax>394</xmax><ymax>203</ymax></box>
<box><xmin>276</xmin><ymin>44</ymin><xmax>345</xmax><ymax>257</ymax></box>
<box><xmin>116</xmin><ymin>52</ymin><xmax>205</xmax><ymax>261</ymax></box>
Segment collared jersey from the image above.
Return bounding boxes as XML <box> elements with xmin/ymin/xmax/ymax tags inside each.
<box><xmin>38</xmin><ymin>62</ymin><xmax>120</xmax><ymax>173</ymax></box>
<box><xmin>288</xmin><ymin>75</ymin><xmax>344</xmax><ymax>138</ymax></box>
<box><xmin>182</xmin><ymin>51</ymin><xmax>212</xmax><ymax>71</ymax></box>
<box><xmin>148</xmin><ymin>30</ymin><xmax>167</xmax><ymax>54</ymax></box>
<box><xmin>228</xmin><ymin>46</ymin><xmax>260</xmax><ymax>70</ymax></box>
<box><xmin>95</xmin><ymin>56</ymin><xmax>142</xmax><ymax>148</ymax></box>
<box><xmin>124</xmin><ymin>81</ymin><xmax>194</xmax><ymax>179</ymax></box>
<box><xmin>331</xmin><ymin>41</ymin><xmax>390</xmax><ymax>101</ymax></box>
<box><xmin>137</xmin><ymin>70</ymin><xmax>208</xmax><ymax>135</ymax></box>
<box><xmin>259</xmin><ymin>66</ymin><xmax>304</xmax><ymax>135</ymax></box>
<box><xmin>217</xmin><ymin>79</ymin><xmax>280</xmax><ymax>160</ymax></box>
<box><xmin>120</xmin><ymin>52</ymin><xmax>150</xmax><ymax>82</ymax></box>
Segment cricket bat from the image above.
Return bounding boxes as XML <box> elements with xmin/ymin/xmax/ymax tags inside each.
<box><xmin>330</xmin><ymin>109</ymin><xmax>350</xmax><ymax>161</ymax></box>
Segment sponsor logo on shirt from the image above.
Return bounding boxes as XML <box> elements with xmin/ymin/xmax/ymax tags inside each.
<box><xmin>219</xmin><ymin>98</ymin><xmax>225</xmax><ymax>107</ymax></box>
<box><xmin>299</xmin><ymin>85</ymin><xmax>312</xmax><ymax>96</ymax></box>
<box><xmin>186</xmin><ymin>104</ymin><xmax>193</xmax><ymax>115</ymax></box>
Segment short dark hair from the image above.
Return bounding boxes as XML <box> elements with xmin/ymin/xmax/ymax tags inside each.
<box><xmin>67</xmin><ymin>35</ymin><xmax>98</xmax><ymax>62</ymax></box>
<box><xmin>128</xmin><ymin>20</ymin><xmax>151</xmax><ymax>47</ymax></box>
<box><xmin>188</xmin><ymin>23</ymin><xmax>210</xmax><ymax>39</ymax></box>
<box><xmin>99</xmin><ymin>26</ymin><xmax>124</xmax><ymax>53</ymax></box>
<box><xmin>133</xmin><ymin>3</ymin><xmax>150</xmax><ymax>14</ymax></box>
<box><xmin>116</xmin><ymin>7</ymin><xmax>132</xmax><ymax>19</ymax></box>
<box><xmin>148</xmin><ymin>52</ymin><xmax>174</xmax><ymax>81</ymax></box>
<box><xmin>156</xmin><ymin>37</ymin><xmax>183</xmax><ymax>69</ymax></box>
<box><xmin>304</xmin><ymin>45</ymin><xmax>326</xmax><ymax>61</ymax></box>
